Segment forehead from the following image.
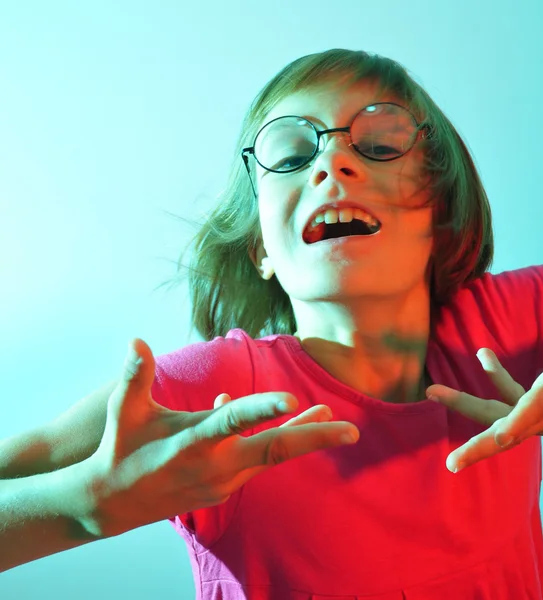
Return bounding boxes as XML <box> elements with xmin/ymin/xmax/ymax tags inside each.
<box><xmin>264</xmin><ymin>79</ymin><xmax>400</xmax><ymax>127</ymax></box>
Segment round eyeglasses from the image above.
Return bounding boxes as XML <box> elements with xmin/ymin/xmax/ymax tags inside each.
<box><xmin>241</xmin><ymin>102</ymin><xmax>428</xmax><ymax>197</ymax></box>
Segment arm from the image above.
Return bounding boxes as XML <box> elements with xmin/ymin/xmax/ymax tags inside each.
<box><xmin>0</xmin><ymin>380</ymin><xmax>115</xmax><ymax>479</ymax></box>
<box><xmin>0</xmin><ymin>460</ymin><xmax>100</xmax><ymax>572</ymax></box>
<box><xmin>0</xmin><ymin>338</ymin><xmax>359</xmax><ymax>573</ymax></box>
<box><xmin>0</xmin><ymin>381</ymin><xmax>115</xmax><ymax>572</ymax></box>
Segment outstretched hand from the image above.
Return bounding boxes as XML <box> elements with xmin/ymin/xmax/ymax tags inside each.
<box><xmin>82</xmin><ymin>338</ymin><xmax>359</xmax><ymax>538</ymax></box>
<box><xmin>425</xmin><ymin>348</ymin><xmax>543</xmax><ymax>473</ymax></box>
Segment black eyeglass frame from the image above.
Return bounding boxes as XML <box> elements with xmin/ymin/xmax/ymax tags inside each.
<box><xmin>241</xmin><ymin>101</ymin><xmax>429</xmax><ymax>198</ymax></box>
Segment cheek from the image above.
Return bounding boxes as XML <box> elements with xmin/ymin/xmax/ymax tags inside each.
<box><xmin>258</xmin><ymin>175</ymin><xmax>302</xmax><ymax>225</ymax></box>
<box><xmin>384</xmin><ymin>198</ymin><xmax>433</xmax><ymax>249</ymax></box>
<box><xmin>402</xmin><ymin>213</ymin><xmax>434</xmax><ymax>259</ymax></box>
<box><xmin>257</xmin><ymin>192</ymin><xmax>288</xmax><ymax>253</ymax></box>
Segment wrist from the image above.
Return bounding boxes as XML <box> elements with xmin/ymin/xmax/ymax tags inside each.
<box><xmin>47</xmin><ymin>458</ymin><xmax>110</xmax><ymax>539</ymax></box>
<box><xmin>69</xmin><ymin>452</ymin><xmax>138</xmax><ymax>539</ymax></box>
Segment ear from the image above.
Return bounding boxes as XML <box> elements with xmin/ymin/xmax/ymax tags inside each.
<box><xmin>248</xmin><ymin>238</ymin><xmax>275</xmax><ymax>280</ymax></box>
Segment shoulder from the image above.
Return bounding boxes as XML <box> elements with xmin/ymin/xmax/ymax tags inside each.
<box><xmin>151</xmin><ymin>328</ymin><xmax>288</xmax><ymax>412</ymax></box>
<box><xmin>433</xmin><ymin>264</ymin><xmax>543</xmax><ymax>384</ymax></box>
<box><xmin>466</xmin><ymin>263</ymin><xmax>543</xmax><ymax>296</ymax></box>
<box><xmin>442</xmin><ymin>263</ymin><xmax>543</xmax><ymax>315</ymax></box>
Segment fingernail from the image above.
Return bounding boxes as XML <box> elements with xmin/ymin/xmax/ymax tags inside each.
<box><xmin>340</xmin><ymin>431</ymin><xmax>358</xmax><ymax>444</ymax></box>
<box><xmin>427</xmin><ymin>394</ymin><xmax>439</xmax><ymax>402</ymax></box>
<box><xmin>321</xmin><ymin>408</ymin><xmax>333</xmax><ymax>420</ymax></box>
<box><xmin>449</xmin><ymin>462</ymin><xmax>464</xmax><ymax>473</ymax></box>
<box><xmin>276</xmin><ymin>400</ymin><xmax>291</xmax><ymax>413</ymax></box>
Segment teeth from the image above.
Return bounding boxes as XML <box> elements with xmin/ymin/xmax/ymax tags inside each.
<box><xmin>302</xmin><ymin>205</ymin><xmax>382</xmax><ymax>244</ymax></box>
<box><xmin>311</xmin><ymin>207</ymin><xmax>379</xmax><ymax>228</ymax></box>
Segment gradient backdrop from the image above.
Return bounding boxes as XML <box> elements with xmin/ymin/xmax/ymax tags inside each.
<box><xmin>1</xmin><ymin>0</ymin><xmax>542</xmax><ymax>598</ymax></box>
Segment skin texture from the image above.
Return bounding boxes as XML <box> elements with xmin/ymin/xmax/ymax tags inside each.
<box><xmin>249</xmin><ymin>79</ymin><xmax>434</xmax><ymax>404</ymax></box>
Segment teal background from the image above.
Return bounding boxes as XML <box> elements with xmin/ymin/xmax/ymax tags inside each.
<box><xmin>1</xmin><ymin>0</ymin><xmax>541</xmax><ymax>598</ymax></box>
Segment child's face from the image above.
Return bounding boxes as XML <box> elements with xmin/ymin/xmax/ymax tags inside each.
<box><xmin>249</xmin><ymin>78</ymin><xmax>434</xmax><ymax>309</ymax></box>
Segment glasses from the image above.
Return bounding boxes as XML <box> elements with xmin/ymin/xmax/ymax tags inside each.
<box><xmin>241</xmin><ymin>102</ymin><xmax>428</xmax><ymax>197</ymax></box>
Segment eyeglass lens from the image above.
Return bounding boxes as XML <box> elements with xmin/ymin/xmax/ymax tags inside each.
<box><xmin>254</xmin><ymin>103</ymin><xmax>419</xmax><ymax>173</ymax></box>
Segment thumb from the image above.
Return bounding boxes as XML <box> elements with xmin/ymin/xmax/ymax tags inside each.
<box><xmin>123</xmin><ymin>338</ymin><xmax>156</xmax><ymax>390</ymax></box>
<box><xmin>98</xmin><ymin>338</ymin><xmax>160</xmax><ymax>462</ymax></box>
<box><xmin>108</xmin><ymin>338</ymin><xmax>157</xmax><ymax>420</ymax></box>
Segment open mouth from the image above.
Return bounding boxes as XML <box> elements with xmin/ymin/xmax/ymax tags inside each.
<box><xmin>303</xmin><ymin>218</ymin><xmax>382</xmax><ymax>244</ymax></box>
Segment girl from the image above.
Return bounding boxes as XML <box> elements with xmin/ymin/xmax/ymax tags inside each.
<box><xmin>1</xmin><ymin>49</ymin><xmax>542</xmax><ymax>599</ymax></box>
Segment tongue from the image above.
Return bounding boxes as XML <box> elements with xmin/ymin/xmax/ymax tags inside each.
<box><xmin>303</xmin><ymin>220</ymin><xmax>374</xmax><ymax>244</ymax></box>
<box><xmin>303</xmin><ymin>222</ymin><xmax>325</xmax><ymax>244</ymax></box>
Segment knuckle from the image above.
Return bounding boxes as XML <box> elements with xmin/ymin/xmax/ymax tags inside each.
<box><xmin>264</xmin><ymin>434</ymin><xmax>291</xmax><ymax>466</ymax></box>
<box><xmin>493</xmin><ymin>416</ymin><xmax>508</xmax><ymax>428</ymax></box>
<box><xmin>222</xmin><ymin>407</ymin><xmax>247</xmax><ymax>436</ymax></box>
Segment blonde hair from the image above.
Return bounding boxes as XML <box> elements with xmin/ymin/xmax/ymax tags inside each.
<box><xmin>162</xmin><ymin>49</ymin><xmax>493</xmax><ymax>341</ymax></box>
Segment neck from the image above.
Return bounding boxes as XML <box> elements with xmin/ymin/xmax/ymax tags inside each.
<box><xmin>292</xmin><ymin>286</ymin><xmax>432</xmax><ymax>403</ymax></box>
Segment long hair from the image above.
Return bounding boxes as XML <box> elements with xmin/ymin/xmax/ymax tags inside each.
<box><xmin>161</xmin><ymin>49</ymin><xmax>493</xmax><ymax>341</ymax></box>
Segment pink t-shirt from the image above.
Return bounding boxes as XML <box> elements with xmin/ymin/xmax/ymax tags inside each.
<box><xmin>152</xmin><ymin>265</ymin><xmax>543</xmax><ymax>599</ymax></box>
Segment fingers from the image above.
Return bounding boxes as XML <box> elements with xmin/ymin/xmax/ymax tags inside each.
<box><xmin>211</xmin><ymin>394</ymin><xmax>333</xmax><ymax>427</ymax></box>
<box><xmin>192</xmin><ymin>393</ymin><xmax>358</xmax><ymax>472</ymax></box>
<box><xmin>213</xmin><ymin>393</ymin><xmax>232</xmax><ymax>409</ymax></box>
<box><xmin>238</xmin><ymin>420</ymin><xmax>359</xmax><ymax>471</ymax></box>
<box><xmin>427</xmin><ymin>349</ymin><xmax>524</xmax><ymax>421</ymax></box>
<box><xmin>195</xmin><ymin>394</ymin><xmax>335</xmax><ymax>449</ymax></box>
<box><xmin>427</xmin><ymin>384</ymin><xmax>512</xmax><ymax>427</ymax></box>
<box><xmin>493</xmin><ymin>372</ymin><xmax>543</xmax><ymax>445</ymax></box>
<box><xmin>280</xmin><ymin>405</ymin><xmax>333</xmax><ymax>427</ymax></box>
<box><xmin>445</xmin><ymin>417</ymin><xmax>512</xmax><ymax>472</ymax></box>
<box><xmin>122</xmin><ymin>339</ymin><xmax>156</xmax><ymax>390</ymax></box>
<box><xmin>193</xmin><ymin>392</ymin><xmax>299</xmax><ymax>440</ymax></box>
<box><xmin>225</xmin><ymin>420</ymin><xmax>357</xmax><ymax>490</ymax></box>
<box><xmin>107</xmin><ymin>339</ymin><xmax>157</xmax><ymax>422</ymax></box>
<box><xmin>476</xmin><ymin>349</ymin><xmax>525</xmax><ymax>405</ymax></box>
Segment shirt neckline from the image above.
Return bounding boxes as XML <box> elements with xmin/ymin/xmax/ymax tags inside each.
<box><xmin>267</xmin><ymin>332</ymin><xmax>442</xmax><ymax>414</ymax></box>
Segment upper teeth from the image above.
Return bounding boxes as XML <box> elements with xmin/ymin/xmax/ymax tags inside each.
<box><xmin>310</xmin><ymin>207</ymin><xmax>380</xmax><ymax>228</ymax></box>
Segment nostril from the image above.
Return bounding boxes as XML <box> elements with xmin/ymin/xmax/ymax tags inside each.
<box><xmin>315</xmin><ymin>172</ymin><xmax>328</xmax><ymax>184</ymax></box>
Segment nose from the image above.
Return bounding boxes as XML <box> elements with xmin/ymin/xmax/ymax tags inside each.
<box><xmin>308</xmin><ymin>135</ymin><xmax>368</xmax><ymax>187</ymax></box>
